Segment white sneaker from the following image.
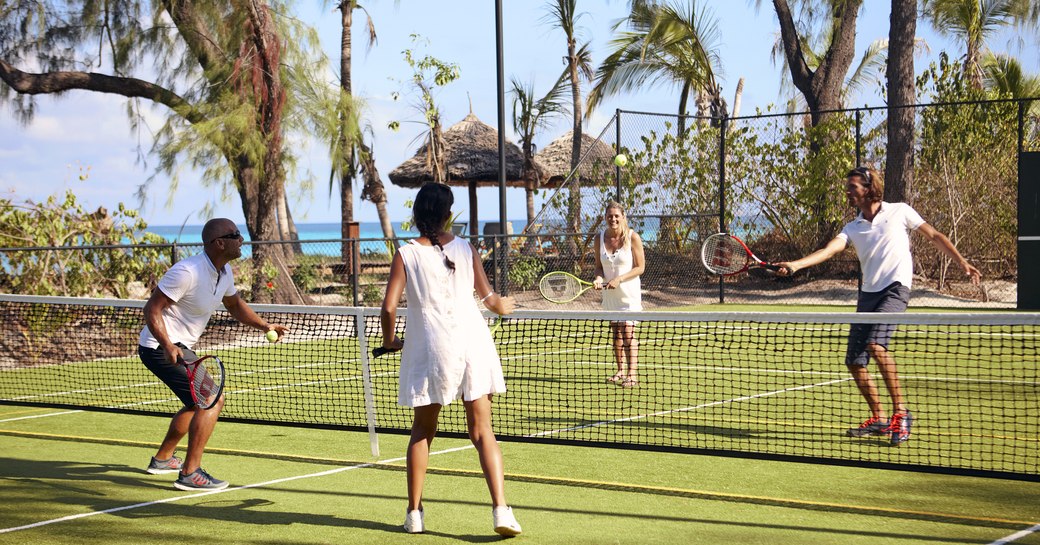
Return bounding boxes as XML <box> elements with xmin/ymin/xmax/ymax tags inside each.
<box><xmin>403</xmin><ymin>509</ymin><xmax>424</xmax><ymax>533</ymax></box>
<box><xmin>493</xmin><ymin>506</ymin><xmax>522</xmax><ymax>536</ymax></box>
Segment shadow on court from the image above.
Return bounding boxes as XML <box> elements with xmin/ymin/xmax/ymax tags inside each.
<box><xmin>0</xmin><ymin>457</ymin><xmax>168</xmax><ymax>492</ymax></box>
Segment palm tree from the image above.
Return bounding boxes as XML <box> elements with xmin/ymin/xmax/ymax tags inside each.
<box><xmin>510</xmin><ymin>75</ymin><xmax>568</xmax><ymax>227</ymax></box>
<box><xmin>886</xmin><ymin>0</ymin><xmax>918</xmax><ymax>203</ymax></box>
<box><xmin>332</xmin><ymin>1</ymin><xmax>397</xmax><ymax>246</ymax></box>
<box><xmin>542</xmin><ymin>0</ymin><xmax>594</xmax><ymax>245</ymax></box>
<box><xmin>982</xmin><ymin>53</ymin><xmax>1040</xmax><ymax>140</ymax></box>
<box><xmin>588</xmin><ymin>0</ymin><xmax>726</xmax><ymax>133</ymax></box>
<box><xmin>920</xmin><ymin>0</ymin><xmax>1039</xmax><ymax>89</ymax></box>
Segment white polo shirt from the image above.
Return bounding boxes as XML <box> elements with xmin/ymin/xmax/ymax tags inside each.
<box><xmin>836</xmin><ymin>201</ymin><xmax>925</xmax><ymax>293</ymax></box>
<box><xmin>139</xmin><ymin>252</ymin><xmax>237</xmax><ymax>349</ymax></box>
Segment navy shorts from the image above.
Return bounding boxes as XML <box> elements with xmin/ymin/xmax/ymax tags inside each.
<box><xmin>139</xmin><ymin>343</ymin><xmax>198</xmax><ymax>407</ymax></box>
<box><xmin>845</xmin><ymin>282</ymin><xmax>911</xmax><ymax>367</ymax></box>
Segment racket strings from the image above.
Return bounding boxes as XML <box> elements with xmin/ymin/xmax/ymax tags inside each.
<box><xmin>190</xmin><ymin>360</ymin><xmax>222</xmax><ymax>406</ymax></box>
<box><xmin>703</xmin><ymin>236</ymin><xmax>747</xmax><ymax>274</ymax></box>
<box><xmin>539</xmin><ymin>274</ymin><xmax>580</xmax><ymax>303</ymax></box>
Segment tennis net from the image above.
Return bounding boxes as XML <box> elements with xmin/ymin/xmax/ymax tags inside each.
<box><xmin>0</xmin><ymin>294</ymin><xmax>1037</xmax><ymax>480</ymax></box>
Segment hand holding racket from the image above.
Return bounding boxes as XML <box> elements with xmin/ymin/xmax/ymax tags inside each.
<box><xmin>539</xmin><ymin>271</ymin><xmax>598</xmax><ymax>304</ymax></box>
<box><xmin>178</xmin><ymin>355</ymin><xmax>225</xmax><ymax>410</ymax></box>
<box><xmin>701</xmin><ymin>233</ymin><xmax>781</xmax><ymax>276</ymax></box>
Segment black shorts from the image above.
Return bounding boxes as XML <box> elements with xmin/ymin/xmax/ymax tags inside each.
<box><xmin>139</xmin><ymin>343</ymin><xmax>198</xmax><ymax>407</ymax></box>
<box><xmin>845</xmin><ymin>282</ymin><xmax>911</xmax><ymax>367</ymax></box>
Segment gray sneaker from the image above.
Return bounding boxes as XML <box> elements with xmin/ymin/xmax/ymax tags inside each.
<box><xmin>146</xmin><ymin>454</ymin><xmax>183</xmax><ymax>475</ymax></box>
<box><xmin>846</xmin><ymin>416</ymin><xmax>889</xmax><ymax>438</ymax></box>
<box><xmin>174</xmin><ymin>467</ymin><xmax>229</xmax><ymax>491</ymax></box>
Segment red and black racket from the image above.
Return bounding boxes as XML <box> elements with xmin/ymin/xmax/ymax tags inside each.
<box><xmin>701</xmin><ymin>233</ymin><xmax>781</xmax><ymax>276</ymax></box>
<box><xmin>179</xmin><ymin>355</ymin><xmax>224</xmax><ymax>409</ymax></box>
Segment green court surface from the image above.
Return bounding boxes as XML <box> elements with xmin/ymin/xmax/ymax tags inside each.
<box><xmin>1</xmin><ymin>406</ymin><xmax>1038</xmax><ymax>545</ymax></box>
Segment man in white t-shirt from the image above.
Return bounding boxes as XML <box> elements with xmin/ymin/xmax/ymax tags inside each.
<box><xmin>777</xmin><ymin>167</ymin><xmax>980</xmax><ymax>446</ymax></box>
<box><xmin>138</xmin><ymin>218</ymin><xmax>288</xmax><ymax>490</ymax></box>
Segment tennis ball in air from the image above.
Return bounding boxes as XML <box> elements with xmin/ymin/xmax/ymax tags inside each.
<box><xmin>614</xmin><ymin>153</ymin><xmax>628</xmax><ymax>167</ymax></box>
<box><xmin>265</xmin><ymin>330</ymin><xmax>279</xmax><ymax>343</ymax></box>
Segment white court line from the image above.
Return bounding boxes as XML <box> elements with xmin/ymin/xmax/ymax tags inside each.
<box><xmin>0</xmin><ymin>410</ymin><xmax>83</xmax><ymax>423</ymax></box>
<box><xmin>527</xmin><ymin>377</ymin><xmax>853</xmax><ymax>437</ymax></box>
<box><xmin>989</xmin><ymin>523</ymin><xmax>1040</xmax><ymax>545</ymax></box>
<box><xmin>0</xmin><ymin>423</ymin><xmax>476</xmax><ymax>535</ymax></box>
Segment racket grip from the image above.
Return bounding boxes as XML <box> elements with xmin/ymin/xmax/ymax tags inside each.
<box><xmin>761</xmin><ymin>263</ymin><xmax>782</xmax><ymax>271</ymax></box>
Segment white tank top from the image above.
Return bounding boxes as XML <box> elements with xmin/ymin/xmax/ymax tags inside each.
<box><xmin>599</xmin><ymin>230</ymin><xmax>642</xmax><ymax>311</ymax></box>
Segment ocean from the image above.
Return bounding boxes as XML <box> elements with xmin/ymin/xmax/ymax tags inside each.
<box><xmin>145</xmin><ymin>221</ymin><xmax>527</xmax><ymax>245</ymax></box>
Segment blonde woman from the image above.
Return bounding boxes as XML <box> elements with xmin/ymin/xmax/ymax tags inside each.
<box><xmin>593</xmin><ymin>201</ymin><xmax>645</xmax><ymax>387</ymax></box>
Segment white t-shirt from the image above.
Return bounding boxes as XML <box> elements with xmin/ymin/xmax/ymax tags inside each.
<box><xmin>837</xmin><ymin>201</ymin><xmax>925</xmax><ymax>292</ymax></box>
<box><xmin>139</xmin><ymin>252</ymin><xmax>237</xmax><ymax>349</ymax></box>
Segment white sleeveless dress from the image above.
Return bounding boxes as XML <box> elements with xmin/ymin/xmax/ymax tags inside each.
<box><xmin>599</xmin><ymin>230</ymin><xmax>642</xmax><ymax>312</ymax></box>
<box><xmin>396</xmin><ymin>237</ymin><xmax>506</xmax><ymax>407</ymax></box>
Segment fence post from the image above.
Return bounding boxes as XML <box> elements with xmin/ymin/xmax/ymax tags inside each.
<box><xmin>615</xmin><ymin>108</ymin><xmax>622</xmax><ymax>202</ymax></box>
<box><xmin>171</xmin><ymin>243</ymin><xmax>180</xmax><ymax>265</ymax></box>
<box><xmin>855</xmin><ymin>109</ymin><xmax>862</xmax><ymax>166</ymax></box>
<box><xmin>348</xmin><ymin>222</ymin><xmax>360</xmax><ymax>306</ymax></box>
<box><xmin>718</xmin><ymin>115</ymin><xmax>728</xmax><ymax>304</ymax></box>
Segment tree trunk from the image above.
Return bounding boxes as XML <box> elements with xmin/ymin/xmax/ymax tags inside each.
<box><xmin>772</xmin><ymin>0</ymin><xmax>863</xmax><ymax>248</ymax></box>
<box><xmin>567</xmin><ymin>37</ymin><xmax>583</xmax><ymax>251</ymax></box>
<box><xmin>885</xmin><ymin>0</ymin><xmax>917</xmax><ymax>203</ymax></box>
<box><xmin>340</xmin><ymin>0</ymin><xmax>356</xmax><ymax>264</ymax></box>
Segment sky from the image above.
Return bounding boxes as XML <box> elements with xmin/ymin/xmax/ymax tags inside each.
<box><xmin>1</xmin><ymin>1</ymin><xmax>1037</xmax><ymax>227</ymax></box>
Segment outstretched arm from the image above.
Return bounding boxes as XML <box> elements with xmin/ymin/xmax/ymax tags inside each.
<box><xmin>472</xmin><ymin>243</ymin><xmax>515</xmax><ymax>315</ymax></box>
<box><xmin>776</xmin><ymin>237</ymin><xmax>848</xmax><ymax>276</ymax></box>
<box><xmin>223</xmin><ymin>294</ymin><xmax>288</xmax><ymax>340</ymax></box>
<box><xmin>915</xmin><ymin>223</ymin><xmax>982</xmax><ymax>284</ymax></box>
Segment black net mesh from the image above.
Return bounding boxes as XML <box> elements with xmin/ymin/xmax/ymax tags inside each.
<box><xmin>1</xmin><ymin>295</ymin><xmax>1037</xmax><ymax>479</ymax></box>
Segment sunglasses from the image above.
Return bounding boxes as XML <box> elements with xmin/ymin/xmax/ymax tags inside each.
<box><xmin>208</xmin><ymin>230</ymin><xmax>243</xmax><ymax>244</ymax></box>
<box><xmin>848</xmin><ymin>167</ymin><xmax>872</xmax><ymax>185</ymax></box>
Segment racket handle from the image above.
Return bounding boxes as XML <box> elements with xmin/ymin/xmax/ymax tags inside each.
<box><xmin>761</xmin><ymin>263</ymin><xmax>782</xmax><ymax>272</ymax></box>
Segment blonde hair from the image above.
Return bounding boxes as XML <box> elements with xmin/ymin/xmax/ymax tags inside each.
<box><xmin>604</xmin><ymin>201</ymin><xmax>631</xmax><ymax>248</ymax></box>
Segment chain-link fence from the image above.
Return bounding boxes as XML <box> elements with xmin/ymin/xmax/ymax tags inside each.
<box><xmin>1</xmin><ymin>99</ymin><xmax>1033</xmax><ymax>308</ymax></box>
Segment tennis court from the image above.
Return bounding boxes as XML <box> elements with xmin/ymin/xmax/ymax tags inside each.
<box><xmin>1</xmin><ymin>295</ymin><xmax>1038</xmax><ymax>543</ymax></box>
<box><xmin>2</xmin><ymin>408</ymin><xmax>1039</xmax><ymax>545</ymax></box>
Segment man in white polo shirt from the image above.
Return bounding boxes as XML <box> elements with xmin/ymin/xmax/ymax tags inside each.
<box><xmin>138</xmin><ymin>218</ymin><xmax>288</xmax><ymax>490</ymax></box>
<box><xmin>777</xmin><ymin>167</ymin><xmax>980</xmax><ymax>446</ymax></box>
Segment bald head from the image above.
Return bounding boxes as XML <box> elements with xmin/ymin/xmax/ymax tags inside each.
<box><xmin>202</xmin><ymin>218</ymin><xmax>238</xmax><ymax>245</ymax></box>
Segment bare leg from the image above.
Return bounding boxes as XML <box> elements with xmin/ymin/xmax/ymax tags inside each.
<box><xmin>609</xmin><ymin>323</ymin><xmax>625</xmax><ymax>381</ymax></box>
<box><xmin>869</xmin><ymin>343</ymin><xmax>906</xmax><ymax>413</ymax></box>
<box><xmin>155</xmin><ymin>406</ymin><xmax>193</xmax><ymax>459</ymax></box>
<box><xmin>847</xmin><ymin>364</ymin><xmax>885</xmax><ymax>419</ymax></box>
<box><xmin>464</xmin><ymin>395</ymin><xmax>507</xmax><ymax>507</ymax></box>
<box><xmin>407</xmin><ymin>404</ymin><xmax>441</xmax><ymax>512</ymax></box>
<box><xmin>620</xmin><ymin>322</ymin><xmax>638</xmax><ymax>381</ymax></box>
<box><xmin>180</xmin><ymin>394</ymin><xmax>224</xmax><ymax>473</ymax></box>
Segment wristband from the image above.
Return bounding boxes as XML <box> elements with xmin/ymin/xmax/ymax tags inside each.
<box><xmin>480</xmin><ymin>292</ymin><xmax>495</xmax><ymax>303</ymax></box>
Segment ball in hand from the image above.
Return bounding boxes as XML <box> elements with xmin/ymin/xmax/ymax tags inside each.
<box><xmin>614</xmin><ymin>153</ymin><xmax>628</xmax><ymax>167</ymax></box>
<box><xmin>265</xmin><ymin>330</ymin><xmax>279</xmax><ymax>343</ymax></box>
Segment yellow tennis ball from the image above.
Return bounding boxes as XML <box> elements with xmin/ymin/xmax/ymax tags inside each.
<box><xmin>614</xmin><ymin>153</ymin><xmax>628</xmax><ymax>167</ymax></box>
<box><xmin>265</xmin><ymin>330</ymin><xmax>278</xmax><ymax>343</ymax></box>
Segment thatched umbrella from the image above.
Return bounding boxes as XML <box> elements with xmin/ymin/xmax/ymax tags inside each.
<box><xmin>389</xmin><ymin>112</ymin><xmax>540</xmax><ymax>235</ymax></box>
<box><xmin>534</xmin><ymin>130</ymin><xmax>615</xmax><ymax>188</ymax></box>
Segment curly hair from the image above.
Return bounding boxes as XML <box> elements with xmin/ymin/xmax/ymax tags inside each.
<box><xmin>413</xmin><ymin>183</ymin><xmax>456</xmax><ymax>272</ymax></box>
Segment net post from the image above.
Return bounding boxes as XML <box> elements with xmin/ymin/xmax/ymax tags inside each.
<box><xmin>355</xmin><ymin>308</ymin><xmax>380</xmax><ymax>458</ymax></box>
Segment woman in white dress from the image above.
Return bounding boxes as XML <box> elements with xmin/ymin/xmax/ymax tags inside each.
<box><xmin>592</xmin><ymin>201</ymin><xmax>646</xmax><ymax>388</ymax></box>
<box><xmin>379</xmin><ymin>183</ymin><xmax>522</xmax><ymax>536</ymax></box>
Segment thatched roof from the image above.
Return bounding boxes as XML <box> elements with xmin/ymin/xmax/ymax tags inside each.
<box><xmin>388</xmin><ymin>113</ymin><xmax>538</xmax><ymax>188</ymax></box>
<box><xmin>534</xmin><ymin>130</ymin><xmax>616</xmax><ymax>187</ymax></box>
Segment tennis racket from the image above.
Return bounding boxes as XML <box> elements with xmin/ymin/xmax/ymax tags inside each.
<box><xmin>539</xmin><ymin>271</ymin><xmax>598</xmax><ymax>304</ymax></box>
<box><xmin>179</xmin><ymin>355</ymin><xmax>224</xmax><ymax>410</ymax></box>
<box><xmin>700</xmin><ymin>233</ymin><xmax>781</xmax><ymax>276</ymax></box>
